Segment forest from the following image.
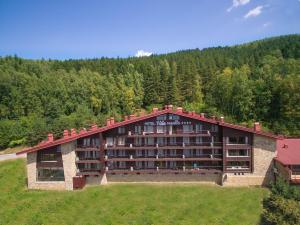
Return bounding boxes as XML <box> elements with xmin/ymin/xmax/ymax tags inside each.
<box><xmin>0</xmin><ymin>34</ymin><xmax>299</xmax><ymax>150</ymax></box>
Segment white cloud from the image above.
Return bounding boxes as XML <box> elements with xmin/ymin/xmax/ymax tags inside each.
<box><xmin>244</xmin><ymin>5</ymin><xmax>263</xmax><ymax>19</ymax></box>
<box><xmin>135</xmin><ymin>50</ymin><xmax>152</xmax><ymax>57</ymax></box>
<box><xmin>227</xmin><ymin>0</ymin><xmax>251</xmax><ymax>12</ymax></box>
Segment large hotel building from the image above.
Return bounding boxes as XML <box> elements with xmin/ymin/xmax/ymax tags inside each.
<box><xmin>18</xmin><ymin>105</ymin><xmax>300</xmax><ymax>190</ymax></box>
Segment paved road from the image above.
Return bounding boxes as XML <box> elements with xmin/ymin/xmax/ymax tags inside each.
<box><xmin>0</xmin><ymin>153</ymin><xmax>26</xmax><ymax>162</ymax></box>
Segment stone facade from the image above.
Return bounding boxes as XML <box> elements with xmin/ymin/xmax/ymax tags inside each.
<box><xmin>26</xmin><ymin>141</ymin><xmax>76</xmax><ymax>190</ymax></box>
<box><xmin>26</xmin><ymin>152</ymin><xmax>66</xmax><ymax>190</ymax></box>
<box><xmin>61</xmin><ymin>141</ymin><xmax>77</xmax><ymax>190</ymax></box>
<box><xmin>106</xmin><ymin>173</ymin><xmax>222</xmax><ymax>184</ymax></box>
<box><xmin>223</xmin><ymin>134</ymin><xmax>277</xmax><ymax>186</ymax></box>
<box><xmin>85</xmin><ymin>174</ymin><xmax>107</xmax><ymax>186</ymax></box>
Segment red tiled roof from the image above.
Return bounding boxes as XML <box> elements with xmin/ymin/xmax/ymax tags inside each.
<box><xmin>17</xmin><ymin>107</ymin><xmax>281</xmax><ymax>155</ymax></box>
<box><xmin>276</xmin><ymin>138</ymin><xmax>300</xmax><ymax>165</ymax></box>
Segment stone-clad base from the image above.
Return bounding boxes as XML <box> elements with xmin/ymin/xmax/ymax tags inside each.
<box><xmin>86</xmin><ymin>174</ymin><xmax>107</xmax><ymax>186</ymax></box>
<box><xmin>106</xmin><ymin>173</ymin><xmax>222</xmax><ymax>184</ymax></box>
<box><xmin>222</xmin><ymin>173</ymin><xmax>271</xmax><ymax>186</ymax></box>
<box><xmin>29</xmin><ymin>181</ymin><xmax>66</xmax><ymax>190</ymax></box>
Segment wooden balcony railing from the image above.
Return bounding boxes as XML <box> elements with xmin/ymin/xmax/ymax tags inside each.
<box><xmin>104</xmin><ymin>142</ymin><xmax>223</xmax><ymax>149</ymax></box>
<box><xmin>126</xmin><ymin>130</ymin><xmax>211</xmax><ymax>137</ymax></box>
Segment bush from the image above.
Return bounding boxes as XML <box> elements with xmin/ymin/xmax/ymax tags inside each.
<box><xmin>262</xmin><ymin>194</ymin><xmax>300</xmax><ymax>225</ymax></box>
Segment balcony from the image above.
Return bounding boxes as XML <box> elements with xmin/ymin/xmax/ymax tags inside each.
<box><xmin>106</xmin><ymin>166</ymin><xmax>222</xmax><ymax>174</ymax></box>
<box><xmin>126</xmin><ymin>130</ymin><xmax>211</xmax><ymax>137</ymax></box>
<box><xmin>105</xmin><ymin>154</ymin><xmax>222</xmax><ymax>162</ymax></box>
<box><xmin>104</xmin><ymin>142</ymin><xmax>223</xmax><ymax>150</ymax></box>
<box><xmin>75</xmin><ymin>145</ymin><xmax>100</xmax><ymax>151</ymax></box>
<box><xmin>76</xmin><ymin>169</ymin><xmax>102</xmax><ymax>176</ymax></box>
<box><xmin>225</xmin><ymin>143</ymin><xmax>251</xmax><ymax>149</ymax></box>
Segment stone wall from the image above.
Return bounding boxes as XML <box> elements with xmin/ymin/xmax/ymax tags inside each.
<box><xmin>107</xmin><ymin>173</ymin><xmax>222</xmax><ymax>184</ymax></box>
<box><xmin>26</xmin><ymin>151</ymin><xmax>67</xmax><ymax>190</ymax></box>
<box><xmin>252</xmin><ymin>134</ymin><xmax>276</xmax><ymax>185</ymax></box>
<box><xmin>61</xmin><ymin>141</ymin><xmax>76</xmax><ymax>190</ymax></box>
<box><xmin>223</xmin><ymin>134</ymin><xmax>277</xmax><ymax>186</ymax></box>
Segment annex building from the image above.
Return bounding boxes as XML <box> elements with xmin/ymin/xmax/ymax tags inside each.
<box><xmin>17</xmin><ymin>105</ymin><xmax>300</xmax><ymax>190</ymax></box>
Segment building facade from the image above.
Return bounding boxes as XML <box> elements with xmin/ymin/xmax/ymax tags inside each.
<box><xmin>18</xmin><ymin>105</ymin><xmax>296</xmax><ymax>190</ymax></box>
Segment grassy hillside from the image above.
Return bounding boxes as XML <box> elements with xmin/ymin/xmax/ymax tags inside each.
<box><xmin>0</xmin><ymin>159</ymin><xmax>269</xmax><ymax>225</ymax></box>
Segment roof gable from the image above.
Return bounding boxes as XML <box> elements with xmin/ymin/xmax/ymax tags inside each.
<box><xmin>17</xmin><ymin>106</ymin><xmax>281</xmax><ymax>155</ymax></box>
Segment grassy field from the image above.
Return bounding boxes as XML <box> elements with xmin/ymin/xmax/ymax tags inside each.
<box><xmin>0</xmin><ymin>159</ymin><xmax>269</xmax><ymax>225</ymax></box>
<box><xmin>0</xmin><ymin>145</ymin><xmax>27</xmax><ymax>155</ymax></box>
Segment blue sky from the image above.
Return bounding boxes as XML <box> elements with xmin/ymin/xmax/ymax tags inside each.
<box><xmin>0</xmin><ymin>0</ymin><xmax>299</xmax><ymax>59</ymax></box>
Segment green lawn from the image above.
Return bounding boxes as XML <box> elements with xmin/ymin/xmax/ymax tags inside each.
<box><xmin>0</xmin><ymin>159</ymin><xmax>269</xmax><ymax>225</ymax></box>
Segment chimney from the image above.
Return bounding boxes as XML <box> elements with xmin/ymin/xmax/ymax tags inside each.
<box><xmin>164</xmin><ymin>105</ymin><xmax>169</xmax><ymax>110</ymax></box>
<box><xmin>168</xmin><ymin>105</ymin><xmax>173</xmax><ymax>110</ymax></box>
<box><xmin>70</xmin><ymin>128</ymin><xmax>77</xmax><ymax>137</ymax></box>
<box><xmin>106</xmin><ymin>119</ymin><xmax>111</xmax><ymax>126</ymax></box>
<box><xmin>79</xmin><ymin>128</ymin><xmax>87</xmax><ymax>134</ymax></box>
<box><xmin>220</xmin><ymin>116</ymin><xmax>224</xmax><ymax>123</ymax></box>
<box><xmin>176</xmin><ymin>107</ymin><xmax>183</xmax><ymax>113</ymax></box>
<box><xmin>211</xmin><ymin>115</ymin><xmax>216</xmax><ymax>120</ymax></box>
<box><xmin>129</xmin><ymin>114</ymin><xmax>136</xmax><ymax>120</ymax></box>
<box><xmin>91</xmin><ymin>124</ymin><xmax>98</xmax><ymax>130</ymax></box>
<box><xmin>124</xmin><ymin>115</ymin><xmax>128</xmax><ymax>121</ymax></box>
<box><xmin>254</xmin><ymin>122</ymin><xmax>261</xmax><ymax>132</ymax></box>
<box><xmin>47</xmin><ymin>133</ymin><xmax>54</xmax><ymax>142</ymax></box>
<box><xmin>200</xmin><ymin>113</ymin><xmax>205</xmax><ymax>118</ymax></box>
<box><xmin>63</xmin><ymin>130</ymin><xmax>69</xmax><ymax>138</ymax></box>
<box><xmin>110</xmin><ymin>117</ymin><xmax>115</xmax><ymax>125</ymax></box>
<box><xmin>152</xmin><ymin>107</ymin><xmax>158</xmax><ymax>113</ymax></box>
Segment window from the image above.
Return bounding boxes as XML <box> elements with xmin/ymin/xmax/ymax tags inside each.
<box><xmin>183</xmin><ymin>137</ymin><xmax>190</xmax><ymax>145</ymax></box>
<box><xmin>169</xmin><ymin>137</ymin><xmax>176</xmax><ymax>145</ymax></box>
<box><xmin>228</xmin><ymin>136</ymin><xmax>247</xmax><ymax>144</ymax></box>
<box><xmin>211</xmin><ymin>125</ymin><xmax>218</xmax><ymax>132</ymax></box>
<box><xmin>183</xmin><ymin>125</ymin><xmax>193</xmax><ymax>133</ymax></box>
<box><xmin>157</xmin><ymin>137</ymin><xmax>166</xmax><ymax>145</ymax></box>
<box><xmin>227</xmin><ymin>149</ymin><xmax>249</xmax><ymax>157</ymax></box>
<box><xmin>135</xmin><ymin>125</ymin><xmax>142</xmax><ymax>134</ymax></box>
<box><xmin>195</xmin><ymin>124</ymin><xmax>203</xmax><ymax>132</ymax></box>
<box><xmin>38</xmin><ymin>148</ymin><xmax>60</xmax><ymax>162</ymax></box>
<box><xmin>169</xmin><ymin>114</ymin><xmax>179</xmax><ymax>120</ymax></box>
<box><xmin>157</xmin><ymin>115</ymin><xmax>167</xmax><ymax>120</ymax></box>
<box><xmin>144</xmin><ymin>125</ymin><xmax>154</xmax><ymax>133</ymax></box>
<box><xmin>117</xmin><ymin>137</ymin><xmax>125</xmax><ymax>146</ymax></box>
<box><xmin>134</xmin><ymin>137</ymin><xmax>142</xmax><ymax>146</ymax></box>
<box><xmin>37</xmin><ymin>168</ymin><xmax>65</xmax><ymax>181</ymax></box>
<box><xmin>106</xmin><ymin>137</ymin><xmax>114</xmax><ymax>146</ymax></box>
<box><xmin>196</xmin><ymin>137</ymin><xmax>203</xmax><ymax>144</ymax></box>
<box><xmin>118</xmin><ymin>127</ymin><xmax>125</xmax><ymax>134</ymax></box>
<box><xmin>145</xmin><ymin>137</ymin><xmax>154</xmax><ymax>145</ymax></box>
<box><xmin>227</xmin><ymin>161</ymin><xmax>249</xmax><ymax>169</ymax></box>
<box><xmin>157</xmin><ymin>125</ymin><xmax>166</xmax><ymax>133</ymax></box>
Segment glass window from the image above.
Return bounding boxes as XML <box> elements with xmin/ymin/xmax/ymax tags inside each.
<box><xmin>169</xmin><ymin>114</ymin><xmax>179</xmax><ymax>120</ymax></box>
<box><xmin>157</xmin><ymin>137</ymin><xmax>166</xmax><ymax>145</ymax></box>
<box><xmin>144</xmin><ymin>125</ymin><xmax>154</xmax><ymax>133</ymax></box>
<box><xmin>196</xmin><ymin>137</ymin><xmax>203</xmax><ymax>144</ymax></box>
<box><xmin>169</xmin><ymin>137</ymin><xmax>176</xmax><ymax>145</ymax></box>
<box><xmin>117</xmin><ymin>137</ymin><xmax>125</xmax><ymax>146</ymax></box>
<box><xmin>183</xmin><ymin>125</ymin><xmax>193</xmax><ymax>133</ymax></box>
<box><xmin>157</xmin><ymin>115</ymin><xmax>167</xmax><ymax>120</ymax></box>
<box><xmin>183</xmin><ymin>137</ymin><xmax>190</xmax><ymax>144</ymax></box>
<box><xmin>37</xmin><ymin>168</ymin><xmax>65</xmax><ymax>181</ymax></box>
<box><xmin>196</xmin><ymin>124</ymin><xmax>203</xmax><ymax>132</ymax></box>
<box><xmin>134</xmin><ymin>125</ymin><xmax>142</xmax><ymax>134</ymax></box>
<box><xmin>106</xmin><ymin>137</ymin><xmax>114</xmax><ymax>146</ymax></box>
<box><xmin>227</xmin><ymin>149</ymin><xmax>249</xmax><ymax>157</ymax></box>
<box><xmin>145</xmin><ymin>137</ymin><xmax>154</xmax><ymax>145</ymax></box>
<box><xmin>118</xmin><ymin>127</ymin><xmax>125</xmax><ymax>134</ymax></box>
<box><xmin>134</xmin><ymin>137</ymin><xmax>142</xmax><ymax>146</ymax></box>
<box><xmin>211</xmin><ymin>125</ymin><xmax>218</xmax><ymax>132</ymax></box>
<box><xmin>157</xmin><ymin>125</ymin><xmax>166</xmax><ymax>133</ymax></box>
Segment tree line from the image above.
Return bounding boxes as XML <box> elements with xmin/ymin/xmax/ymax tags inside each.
<box><xmin>0</xmin><ymin>34</ymin><xmax>300</xmax><ymax>149</ymax></box>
